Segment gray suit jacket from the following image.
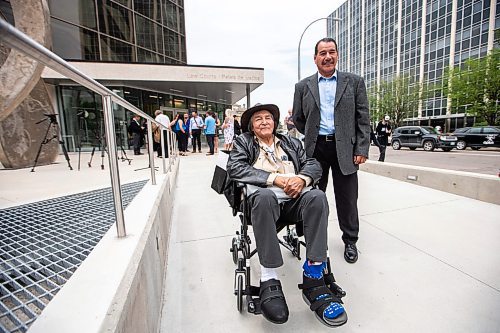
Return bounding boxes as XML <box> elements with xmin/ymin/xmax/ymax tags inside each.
<box><xmin>292</xmin><ymin>71</ymin><xmax>370</xmax><ymax>175</ymax></box>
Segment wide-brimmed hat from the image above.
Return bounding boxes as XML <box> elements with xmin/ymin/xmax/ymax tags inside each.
<box><xmin>241</xmin><ymin>103</ymin><xmax>280</xmax><ymax>133</ymax></box>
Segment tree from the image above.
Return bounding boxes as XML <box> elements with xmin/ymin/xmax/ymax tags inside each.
<box><xmin>369</xmin><ymin>74</ymin><xmax>422</xmax><ymax>127</ymax></box>
<box><xmin>445</xmin><ymin>49</ymin><xmax>500</xmax><ymax>125</ymax></box>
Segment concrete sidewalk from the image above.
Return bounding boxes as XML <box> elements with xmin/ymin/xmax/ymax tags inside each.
<box><xmin>160</xmin><ymin>153</ymin><xmax>500</xmax><ymax>332</ymax></box>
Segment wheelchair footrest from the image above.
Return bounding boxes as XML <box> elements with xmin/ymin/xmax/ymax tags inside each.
<box><xmin>246</xmin><ymin>295</ymin><xmax>261</xmax><ymax>315</ymax></box>
<box><xmin>245</xmin><ymin>286</ymin><xmax>262</xmax><ymax>315</ymax></box>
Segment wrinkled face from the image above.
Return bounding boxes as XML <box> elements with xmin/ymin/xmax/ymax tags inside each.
<box><xmin>251</xmin><ymin>110</ymin><xmax>274</xmax><ymax>140</ymax></box>
<box><xmin>314</xmin><ymin>41</ymin><xmax>338</xmax><ymax>77</ymax></box>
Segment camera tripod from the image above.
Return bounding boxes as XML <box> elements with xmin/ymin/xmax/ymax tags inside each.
<box><xmin>88</xmin><ymin>120</ymin><xmax>132</xmax><ymax>169</ymax></box>
<box><xmin>31</xmin><ymin>114</ymin><xmax>73</xmax><ymax>172</ymax></box>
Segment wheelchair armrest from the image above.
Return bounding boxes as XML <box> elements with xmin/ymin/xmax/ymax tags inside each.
<box><xmin>234</xmin><ymin>181</ymin><xmax>246</xmax><ymax>188</ymax></box>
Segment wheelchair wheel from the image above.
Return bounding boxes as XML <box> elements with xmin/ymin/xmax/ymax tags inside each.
<box><xmin>236</xmin><ymin>275</ymin><xmax>244</xmax><ymax>312</ymax></box>
<box><xmin>231</xmin><ymin>237</ymin><xmax>239</xmax><ymax>264</ymax></box>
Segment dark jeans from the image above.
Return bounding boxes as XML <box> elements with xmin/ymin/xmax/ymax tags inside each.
<box><xmin>191</xmin><ymin>129</ymin><xmax>202</xmax><ymax>151</ymax></box>
<box><xmin>206</xmin><ymin>134</ymin><xmax>215</xmax><ymax>154</ymax></box>
<box><xmin>248</xmin><ymin>188</ymin><xmax>329</xmax><ymax>268</ymax></box>
<box><xmin>313</xmin><ymin>137</ymin><xmax>359</xmax><ymax>245</ymax></box>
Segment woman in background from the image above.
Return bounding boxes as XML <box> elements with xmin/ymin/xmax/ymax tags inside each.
<box><xmin>213</xmin><ymin>114</ymin><xmax>221</xmax><ymax>153</ymax></box>
<box><xmin>172</xmin><ymin>113</ymin><xmax>188</xmax><ymax>156</ymax></box>
<box><xmin>222</xmin><ymin>114</ymin><xmax>234</xmax><ymax>150</ymax></box>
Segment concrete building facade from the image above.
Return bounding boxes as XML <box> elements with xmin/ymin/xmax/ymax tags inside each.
<box><xmin>0</xmin><ymin>0</ymin><xmax>262</xmax><ymax>157</ymax></box>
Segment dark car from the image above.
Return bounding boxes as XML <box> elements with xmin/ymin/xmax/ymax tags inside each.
<box><xmin>391</xmin><ymin>126</ymin><xmax>458</xmax><ymax>152</ymax></box>
<box><xmin>452</xmin><ymin>126</ymin><xmax>500</xmax><ymax>150</ymax></box>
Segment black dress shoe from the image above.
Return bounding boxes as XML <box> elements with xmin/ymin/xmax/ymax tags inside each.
<box><xmin>344</xmin><ymin>244</ymin><xmax>358</xmax><ymax>263</ymax></box>
<box><xmin>259</xmin><ymin>279</ymin><xmax>289</xmax><ymax>324</ymax></box>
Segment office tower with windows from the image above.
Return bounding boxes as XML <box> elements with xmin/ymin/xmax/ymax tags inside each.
<box><xmin>327</xmin><ymin>0</ymin><xmax>499</xmax><ymax>129</ymax></box>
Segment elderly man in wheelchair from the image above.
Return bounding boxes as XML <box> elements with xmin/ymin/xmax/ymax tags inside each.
<box><xmin>226</xmin><ymin>104</ymin><xmax>348</xmax><ymax>327</ymax></box>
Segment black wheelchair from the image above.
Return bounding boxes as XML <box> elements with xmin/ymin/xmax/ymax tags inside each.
<box><xmin>225</xmin><ymin>181</ymin><xmax>346</xmax><ymax>314</ymax></box>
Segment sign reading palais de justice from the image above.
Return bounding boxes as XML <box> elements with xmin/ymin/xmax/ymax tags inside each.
<box><xmin>185</xmin><ymin>71</ymin><xmax>263</xmax><ymax>83</ymax></box>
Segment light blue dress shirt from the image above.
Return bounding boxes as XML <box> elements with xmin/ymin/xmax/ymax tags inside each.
<box><xmin>318</xmin><ymin>71</ymin><xmax>337</xmax><ymax>135</ymax></box>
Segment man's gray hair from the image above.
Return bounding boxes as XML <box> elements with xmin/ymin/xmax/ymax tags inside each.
<box><xmin>155</xmin><ymin>110</ymin><xmax>162</xmax><ymax>116</ymax></box>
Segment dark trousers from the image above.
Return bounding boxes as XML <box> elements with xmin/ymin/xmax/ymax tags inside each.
<box><xmin>176</xmin><ymin>132</ymin><xmax>188</xmax><ymax>152</ymax></box>
<box><xmin>248</xmin><ymin>188</ymin><xmax>329</xmax><ymax>268</ymax></box>
<box><xmin>132</xmin><ymin>133</ymin><xmax>141</xmax><ymax>154</ymax></box>
<box><xmin>313</xmin><ymin>138</ymin><xmax>359</xmax><ymax>245</ymax></box>
<box><xmin>206</xmin><ymin>134</ymin><xmax>215</xmax><ymax>154</ymax></box>
<box><xmin>377</xmin><ymin>135</ymin><xmax>388</xmax><ymax>162</ymax></box>
<box><xmin>157</xmin><ymin>130</ymin><xmax>169</xmax><ymax>157</ymax></box>
<box><xmin>191</xmin><ymin>129</ymin><xmax>202</xmax><ymax>151</ymax></box>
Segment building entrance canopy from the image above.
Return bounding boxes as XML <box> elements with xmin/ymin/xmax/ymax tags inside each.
<box><xmin>42</xmin><ymin>62</ymin><xmax>264</xmax><ymax>105</ymax></box>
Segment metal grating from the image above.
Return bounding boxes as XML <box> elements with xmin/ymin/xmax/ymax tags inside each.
<box><xmin>0</xmin><ymin>180</ymin><xmax>147</xmax><ymax>333</ymax></box>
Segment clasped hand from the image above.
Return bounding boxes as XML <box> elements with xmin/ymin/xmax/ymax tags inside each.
<box><xmin>274</xmin><ymin>176</ymin><xmax>305</xmax><ymax>199</ymax></box>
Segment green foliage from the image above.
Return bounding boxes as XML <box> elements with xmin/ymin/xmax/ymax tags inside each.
<box><xmin>368</xmin><ymin>74</ymin><xmax>423</xmax><ymax>127</ymax></box>
<box><xmin>446</xmin><ymin>49</ymin><xmax>500</xmax><ymax>125</ymax></box>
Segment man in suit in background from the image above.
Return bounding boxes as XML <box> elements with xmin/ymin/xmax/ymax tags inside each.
<box><xmin>293</xmin><ymin>37</ymin><xmax>370</xmax><ymax>264</ymax></box>
<box><xmin>129</xmin><ymin>114</ymin><xmax>145</xmax><ymax>155</ymax></box>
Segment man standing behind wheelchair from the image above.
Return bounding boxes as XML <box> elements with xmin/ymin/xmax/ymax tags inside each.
<box><xmin>227</xmin><ymin>104</ymin><xmax>348</xmax><ymax>327</ymax></box>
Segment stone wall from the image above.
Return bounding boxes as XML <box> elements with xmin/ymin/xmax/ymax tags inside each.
<box><xmin>0</xmin><ymin>0</ymin><xmax>58</xmax><ymax>169</ymax></box>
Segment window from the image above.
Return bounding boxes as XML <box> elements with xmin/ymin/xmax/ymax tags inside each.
<box><xmin>49</xmin><ymin>0</ymin><xmax>97</xmax><ymax>29</ymax></box>
<box><xmin>483</xmin><ymin>127</ymin><xmax>500</xmax><ymax>134</ymax></box>
<box><xmin>100</xmin><ymin>36</ymin><xmax>135</xmax><ymax>62</ymax></box>
<box><xmin>97</xmin><ymin>0</ymin><xmax>134</xmax><ymax>43</ymax></box>
<box><xmin>51</xmin><ymin>18</ymin><xmax>99</xmax><ymax>60</ymax></box>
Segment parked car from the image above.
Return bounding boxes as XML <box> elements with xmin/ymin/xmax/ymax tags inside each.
<box><xmin>452</xmin><ymin>126</ymin><xmax>500</xmax><ymax>150</ymax></box>
<box><xmin>391</xmin><ymin>126</ymin><xmax>458</xmax><ymax>152</ymax></box>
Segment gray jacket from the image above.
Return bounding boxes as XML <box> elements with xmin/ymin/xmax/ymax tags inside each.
<box><xmin>226</xmin><ymin>132</ymin><xmax>322</xmax><ymax>187</ymax></box>
<box><xmin>292</xmin><ymin>71</ymin><xmax>370</xmax><ymax>175</ymax></box>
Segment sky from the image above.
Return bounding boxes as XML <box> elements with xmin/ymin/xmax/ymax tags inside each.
<box><xmin>184</xmin><ymin>1</ymin><xmax>344</xmax><ymax>120</ymax></box>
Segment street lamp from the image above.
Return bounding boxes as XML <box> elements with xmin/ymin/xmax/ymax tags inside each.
<box><xmin>298</xmin><ymin>17</ymin><xmax>342</xmax><ymax>81</ymax></box>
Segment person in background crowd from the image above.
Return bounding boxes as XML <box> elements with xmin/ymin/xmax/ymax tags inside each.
<box><xmin>285</xmin><ymin>108</ymin><xmax>297</xmax><ymax>138</ymax></box>
<box><xmin>375</xmin><ymin>115</ymin><xmax>392</xmax><ymax>162</ymax></box>
<box><xmin>293</xmin><ymin>37</ymin><xmax>370</xmax><ymax>264</ymax></box>
<box><xmin>214</xmin><ymin>114</ymin><xmax>221</xmax><ymax>153</ymax></box>
<box><xmin>204</xmin><ymin>111</ymin><xmax>216</xmax><ymax>155</ymax></box>
<box><xmin>172</xmin><ymin>113</ymin><xmax>188</xmax><ymax>156</ymax></box>
<box><xmin>154</xmin><ymin>110</ymin><xmax>170</xmax><ymax>158</ymax></box>
<box><xmin>189</xmin><ymin>110</ymin><xmax>204</xmax><ymax>153</ymax></box>
<box><xmin>222</xmin><ymin>113</ymin><xmax>235</xmax><ymax>150</ymax></box>
<box><xmin>128</xmin><ymin>114</ymin><xmax>145</xmax><ymax>155</ymax></box>
<box><xmin>183</xmin><ymin>113</ymin><xmax>191</xmax><ymax>153</ymax></box>
<box><xmin>233</xmin><ymin>115</ymin><xmax>242</xmax><ymax>137</ymax></box>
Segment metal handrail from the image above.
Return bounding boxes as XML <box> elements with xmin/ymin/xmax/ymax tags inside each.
<box><xmin>0</xmin><ymin>18</ymin><xmax>177</xmax><ymax>237</ymax></box>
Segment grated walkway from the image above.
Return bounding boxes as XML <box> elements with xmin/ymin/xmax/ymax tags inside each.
<box><xmin>0</xmin><ymin>180</ymin><xmax>147</xmax><ymax>333</ymax></box>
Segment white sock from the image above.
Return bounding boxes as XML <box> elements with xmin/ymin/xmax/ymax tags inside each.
<box><xmin>260</xmin><ymin>265</ymin><xmax>278</xmax><ymax>282</ymax></box>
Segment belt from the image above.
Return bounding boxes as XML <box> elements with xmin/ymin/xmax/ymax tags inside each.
<box><xmin>317</xmin><ymin>134</ymin><xmax>335</xmax><ymax>142</ymax></box>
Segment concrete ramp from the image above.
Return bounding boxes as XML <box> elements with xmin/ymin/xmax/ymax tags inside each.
<box><xmin>160</xmin><ymin>154</ymin><xmax>500</xmax><ymax>332</ymax></box>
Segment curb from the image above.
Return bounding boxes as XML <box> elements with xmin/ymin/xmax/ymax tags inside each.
<box><xmin>360</xmin><ymin>161</ymin><xmax>500</xmax><ymax>205</ymax></box>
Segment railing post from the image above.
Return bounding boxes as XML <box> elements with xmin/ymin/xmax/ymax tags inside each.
<box><xmin>102</xmin><ymin>95</ymin><xmax>126</xmax><ymax>237</ymax></box>
<box><xmin>147</xmin><ymin>119</ymin><xmax>156</xmax><ymax>185</ymax></box>
<box><xmin>161</xmin><ymin>130</ymin><xmax>166</xmax><ymax>174</ymax></box>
